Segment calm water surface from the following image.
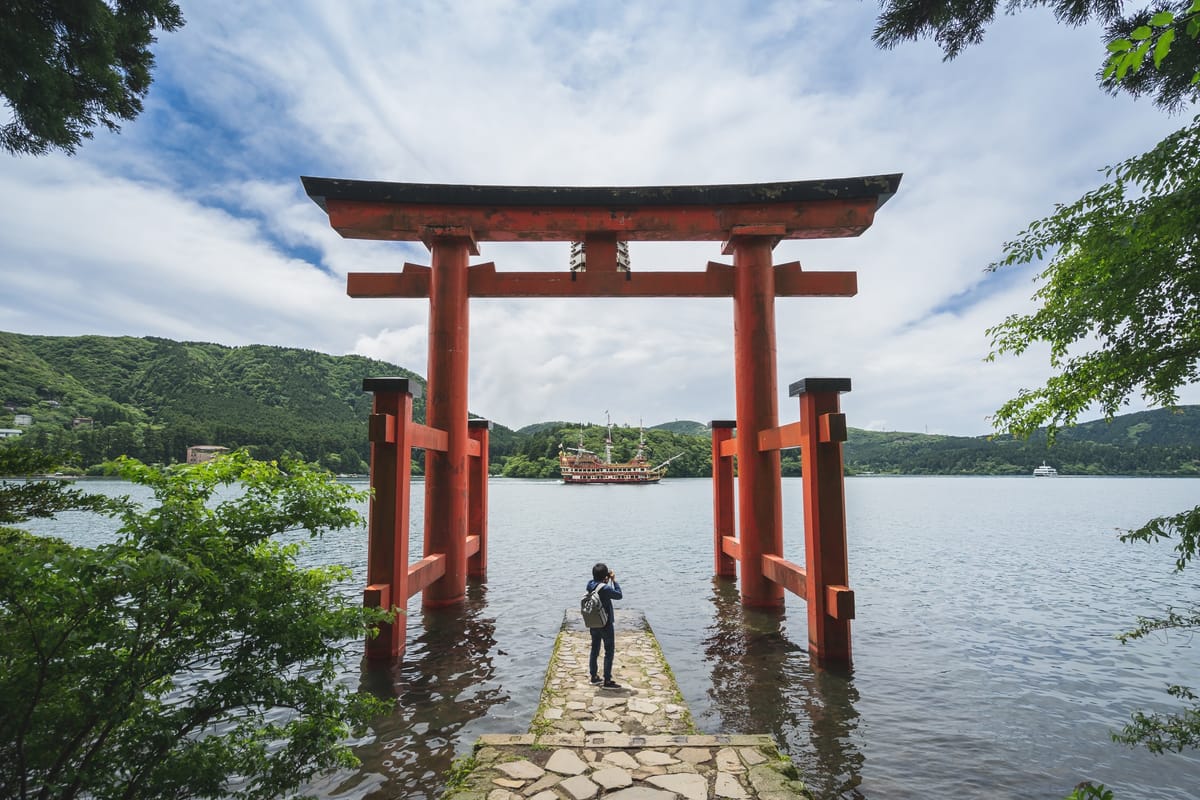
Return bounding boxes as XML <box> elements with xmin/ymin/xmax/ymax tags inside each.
<box><xmin>28</xmin><ymin>476</ymin><xmax>1200</xmax><ymax>799</ymax></box>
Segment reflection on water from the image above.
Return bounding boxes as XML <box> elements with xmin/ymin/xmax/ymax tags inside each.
<box><xmin>323</xmin><ymin>581</ymin><xmax>505</xmax><ymax>800</ymax></box>
<box><xmin>704</xmin><ymin>578</ymin><xmax>864</xmax><ymax>799</ymax></box>
<box><xmin>20</xmin><ymin>477</ymin><xmax>1200</xmax><ymax>800</ymax></box>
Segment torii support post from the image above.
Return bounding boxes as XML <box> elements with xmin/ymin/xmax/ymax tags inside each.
<box><xmin>362</xmin><ymin>377</ymin><xmax>418</xmax><ymax>660</ymax></box>
<box><xmin>468</xmin><ymin>419</ymin><xmax>491</xmax><ymax>580</ymax></box>
<box><xmin>729</xmin><ymin>234</ymin><xmax>784</xmax><ymax>608</ymax></box>
<box><xmin>793</xmin><ymin>377</ymin><xmax>854</xmax><ymax>664</ymax></box>
<box><xmin>711</xmin><ymin>420</ymin><xmax>737</xmax><ymax>578</ymax></box>
<box><xmin>423</xmin><ymin>232</ymin><xmax>476</xmax><ymax>608</ymax></box>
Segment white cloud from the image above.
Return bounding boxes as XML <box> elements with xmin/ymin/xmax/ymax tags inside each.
<box><xmin>0</xmin><ymin>0</ymin><xmax>1190</xmax><ymax>436</ymax></box>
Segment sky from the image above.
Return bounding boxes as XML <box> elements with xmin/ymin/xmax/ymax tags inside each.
<box><xmin>1</xmin><ymin>0</ymin><xmax>1193</xmax><ymax>436</ymax></box>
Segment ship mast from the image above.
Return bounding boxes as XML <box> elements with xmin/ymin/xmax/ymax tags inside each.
<box><xmin>604</xmin><ymin>411</ymin><xmax>613</xmax><ymax>464</ymax></box>
<box><xmin>636</xmin><ymin>420</ymin><xmax>646</xmax><ymax>460</ymax></box>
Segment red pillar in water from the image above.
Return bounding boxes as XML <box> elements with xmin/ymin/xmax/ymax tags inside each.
<box><xmin>794</xmin><ymin>377</ymin><xmax>854</xmax><ymax>664</ymax></box>
<box><xmin>711</xmin><ymin>420</ymin><xmax>737</xmax><ymax>578</ymax></box>
<box><xmin>362</xmin><ymin>377</ymin><xmax>418</xmax><ymax>659</ymax></box>
<box><xmin>423</xmin><ymin>232</ymin><xmax>474</xmax><ymax>607</ymax></box>
<box><xmin>468</xmin><ymin>419</ymin><xmax>490</xmax><ymax>580</ymax></box>
<box><xmin>729</xmin><ymin>235</ymin><xmax>784</xmax><ymax>608</ymax></box>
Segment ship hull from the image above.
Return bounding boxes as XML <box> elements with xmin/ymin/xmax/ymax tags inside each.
<box><xmin>559</xmin><ymin>455</ymin><xmax>667</xmax><ymax>484</ymax></box>
<box><xmin>561</xmin><ymin>471</ymin><xmax>663</xmax><ymax>484</ymax></box>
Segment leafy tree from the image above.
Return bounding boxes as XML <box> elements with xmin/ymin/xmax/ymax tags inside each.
<box><xmin>0</xmin><ymin>0</ymin><xmax>184</xmax><ymax>156</ymax></box>
<box><xmin>1110</xmin><ymin>508</ymin><xmax>1200</xmax><ymax>753</ymax></box>
<box><xmin>0</xmin><ymin>445</ymin><xmax>121</xmax><ymax>524</ymax></box>
<box><xmin>986</xmin><ymin>119</ymin><xmax>1200</xmax><ymax>437</ymax></box>
<box><xmin>0</xmin><ymin>450</ymin><xmax>390</xmax><ymax>800</ymax></box>
<box><xmin>872</xmin><ymin>1</ymin><xmax>1200</xmax><ymax>110</ymax></box>
<box><xmin>1100</xmin><ymin>2</ymin><xmax>1200</xmax><ymax>112</ymax></box>
<box><xmin>873</xmin><ymin>0</ymin><xmax>1200</xmax><ymax>784</ymax></box>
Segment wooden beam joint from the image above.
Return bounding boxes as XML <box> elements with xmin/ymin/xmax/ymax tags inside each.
<box><xmin>410</xmin><ymin>422</ymin><xmax>449</xmax><ymax>452</ymax></box>
<box><xmin>721</xmin><ymin>535</ymin><xmax>741</xmax><ymax>561</ymax></box>
<box><xmin>819</xmin><ymin>413</ymin><xmax>848</xmax><ymax>443</ymax></box>
<box><xmin>364</xmin><ymin>583</ymin><xmax>391</xmax><ymax>610</ymax></box>
<box><xmin>761</xmin><ymin>554</ymin><xmax>808</xmax><ymax>600</ymax></box>
<box><xmin>758</xmin><ymin>421</ymin><xmax>804</xmax><ymax>452</ymax></box>
<box><xmin>719</xmin><ymin>437</ymin><xmax>739</xmax><ymax>458</ymax></box>
<box><xmin>825</xmin><ymin>584</ymin><xmax>855</xmax><ymax>620</ymax></box>
<box><xmin>407</xmin><ymin>553</ymin><xmax>447</xmax><ymax>596</ymax></box>
<box><xmin>368</xmin><ymin>413</ymin><xmax>395</xmax><ymax>444</ymax></box>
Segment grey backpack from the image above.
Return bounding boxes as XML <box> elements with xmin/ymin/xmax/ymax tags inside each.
<box><xmin>580</xmin><ymin>585</ymin><xmax>608</xmax><ymax>628</ymax></box>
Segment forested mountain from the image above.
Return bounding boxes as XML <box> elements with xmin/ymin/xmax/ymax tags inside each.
<box><xmin>3</xmin><ymin>331</ymin><xmax>1200</xmax><ymax>477</ymax></box>
<box><xmin>0</xmin><ymin>332</ymin><xmax>434</xmax><ymax>473</ymax></box>
<box><xmin>841</xmin><ymin>419</ymin><xmax>1200</xmax><ymax>477</ymax></box>
<box><xmin>650</xmin><ymin>420</ymin><xmax>710</xmax><ymax>436</ymax></box>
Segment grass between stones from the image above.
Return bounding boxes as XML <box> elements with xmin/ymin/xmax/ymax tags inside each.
<box><xmin>529</xmin><ymin>629</ymin><xmax>566</xmax><ymax>741</ymax></box>
<box><xmin>441</xmin><ymin>752</ymin><xmax>478</xmax><ymax>793</ymax></box>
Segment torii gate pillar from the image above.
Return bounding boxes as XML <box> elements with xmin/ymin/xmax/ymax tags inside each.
<box><xmin>423</xmin><ymin>232</ymin><xmax>477</xmax><ymax>607</ymax></box>
<box><xmin>729</xmin><ymin>234</ymin><xmax>784</xmax><ymax>608</ymax></box>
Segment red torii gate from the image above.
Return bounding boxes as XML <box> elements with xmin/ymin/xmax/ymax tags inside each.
<box><xmin>302</xmin><ymin>174</ymin><xmax>901</xmax><ymax>666</ymax></box>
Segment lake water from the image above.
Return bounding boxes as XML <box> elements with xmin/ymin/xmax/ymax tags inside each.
<box><xmin>23</xmin><ymin>476</ymin><xmax>1200</xmax><ymax>799</ymax></box>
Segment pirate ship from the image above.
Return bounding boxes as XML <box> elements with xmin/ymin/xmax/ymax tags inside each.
<box><xmin>558</xmin><ymin>416</ymin><xmax>682</xmax><ymax>484</ymax></box>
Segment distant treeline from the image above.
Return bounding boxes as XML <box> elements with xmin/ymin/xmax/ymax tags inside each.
<box><xmin>3</xmin><ymin>331</ymin><xmax>1200</xmax><ymax>477</ymax></box>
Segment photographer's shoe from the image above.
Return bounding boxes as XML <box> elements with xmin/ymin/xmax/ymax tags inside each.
<box><xmin>590</xmin><ymin>674</ymin><xmax>602</xmax><ymax>684</ymax></box>
<box><xmin>602</xmin><ymin>680</ymin><xmax>621</xmax><ymax>689</ymax></box>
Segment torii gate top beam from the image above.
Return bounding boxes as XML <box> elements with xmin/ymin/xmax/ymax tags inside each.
<box><xmin>300</xmin><ymin>175</ymin><xmax>902</xmax><ymax>243</ymax></box>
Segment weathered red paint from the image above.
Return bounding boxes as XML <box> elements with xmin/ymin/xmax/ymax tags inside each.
<box><xmin>324</xmin><ymin>197</ymin><xmax>882</xmax><ymax>243</ymax></box>
<box><xmin>582</xmin><ymin>232</ymin><xmax>620</xmax><ymax>272</ymax></box>
<box><xmin>423</xmin><ymin>235</ymin><xmax>473</xmax><ymax>608</ymax></box>
<box><xmin>730</xmin><ymin>236</ymin><xmax>784</xmax><ymax>609</ymax></box>
<box><xmin>346</xmin><ymin>261</ymin><xmax>857</xmax><ymax>299</ymax></box>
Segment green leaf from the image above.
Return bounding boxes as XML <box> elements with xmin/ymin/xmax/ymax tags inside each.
<box><xmin>1150</xmin><ymin>11</ymin><xmax>1175</xmax><ymax>27</ymax></box>
<box><xmin>1106</xmin><ymin>39</ymin><xmax>1133</xmax><ymax>53</ymax></box>
<box><xmin>1131</xmin><ymin>25</ymin><xmax>1153</xmax><ymax>41</ymax></box>
<box><xmin>1188</xmin><ymin>17</ymin><xmax>1200</xmax><ymax>38</ymax></box>
<box><xmin>1155</xmin><ymin>29</ymin><xmax>1176</xmax><ymax>69</ymax></box>
<box><xmin>1117</xmin><ymin>51</ymin><xmax>1135</xmax><ymax>79</ymax></box>
<box><xmin>1132</xmin><ymin>39</ymin><xmax>1153</xmax><ymax>72</ymax></box>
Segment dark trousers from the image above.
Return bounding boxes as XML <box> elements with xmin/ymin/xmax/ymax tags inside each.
<box><xmin>589</xmin><ymin>625</ymin><xmax>615</xmax><ymax>680</ymax></box>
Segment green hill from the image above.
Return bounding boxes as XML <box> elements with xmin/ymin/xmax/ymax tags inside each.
<box><xmin>1</xmin><ymin>332</ymin><xmax>433</xmax><ymax>472</ymax></box>
<box><xmin>841</xmin><ymin>416</ymin><xmax>1200</xmax><ymax>476</ymax></box>
<box><xmin>650</xmin><ymin>420</ymin><xmax>710</xmax><ymax>436</ymax></box>
<box><xmin>4</xmin><ymin>331</ymin><xmax>1199</xmax><ymax>477</ymax></box>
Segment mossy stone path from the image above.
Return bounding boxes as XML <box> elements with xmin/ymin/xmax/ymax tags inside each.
<box><xmin>442</xmin><ymin>612</ymin><xmax>811</xmax><ymax>800</ymax></box>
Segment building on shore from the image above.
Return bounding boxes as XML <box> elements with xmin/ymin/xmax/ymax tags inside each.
<box><xmin>186</xmin><ymin>445</ymin><xmax>229</xmax><ymax>464</ymax></box>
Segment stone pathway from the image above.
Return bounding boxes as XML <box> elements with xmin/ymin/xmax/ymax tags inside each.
<box><xmin>441</xmin><ymin>612</ymin><xmax>812</xmax><ymax>799</ymax></box>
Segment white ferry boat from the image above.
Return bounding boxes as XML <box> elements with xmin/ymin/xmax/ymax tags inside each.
<box><xmin>1032</xmin><ymin>462</ymin><xmax>1058</xmax><ymax>477</ymax></box>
